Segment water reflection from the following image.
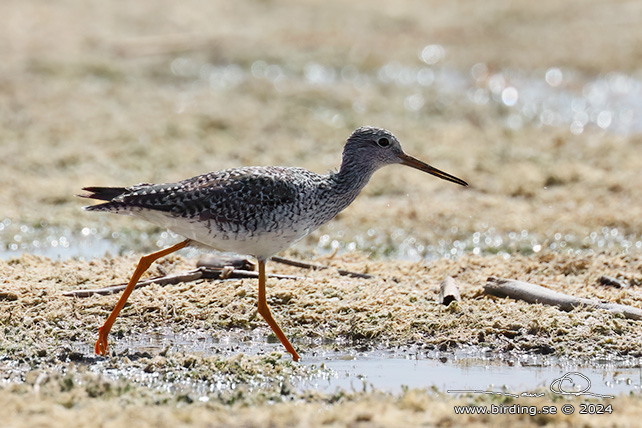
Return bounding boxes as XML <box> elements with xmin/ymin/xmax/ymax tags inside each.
<box><xmin>170</xmin><ymin>46</ymin><xmax>641</xmax><ymax>135</ymax></box>
<box><xmin>2</xmin><ymin>216</ymin><xmax>641</xmax><ymax>262</ymax></box>
<box><xmin>316</xmin><ymin>225</ymin><xmax>642</xmax><ymax>261</ymax></box>
<box><xmin>77</xmin><ymin>330</ymin><xmax>642</xmax><ymax>396</ymax></box>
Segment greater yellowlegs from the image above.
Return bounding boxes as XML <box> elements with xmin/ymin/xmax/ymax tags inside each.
<box><xmin>81</xmin><ymin>126</ymin><xmax>467</xmax><ymax>361</ymax></box>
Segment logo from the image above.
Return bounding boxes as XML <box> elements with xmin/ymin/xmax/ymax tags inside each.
<box><xmin>447</xmin><ymin>371</ymin><xmax>614</xmax><ymax>399</ymax></box>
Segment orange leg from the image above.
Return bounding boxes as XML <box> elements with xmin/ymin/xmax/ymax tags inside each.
<box><xmin>257</xmin><ymin>260</ymin><xmax>300</xmax><ymax>362</ymax></box>
<box><xmin>95</xmin><ymin>239</ymin><xmax>190</xmax><ymax>356</ymax></box>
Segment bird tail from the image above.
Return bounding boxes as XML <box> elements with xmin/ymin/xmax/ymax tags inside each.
<box><xmin>79</xmin><ymin>186</ymin><xmax>128</xmax><ymax>201</ymax></box>
<box><xmin>78</xmin><ymin>186</ymin><xmax>133</xmax><ymax>212</ymax></box>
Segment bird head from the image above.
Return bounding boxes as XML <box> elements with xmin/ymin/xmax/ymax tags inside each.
<box><xmin>342</xmin><ymin>126</ymin><xmax>468</xmax><ymax>187</ymax></box>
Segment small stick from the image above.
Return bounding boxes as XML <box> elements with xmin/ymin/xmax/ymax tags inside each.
<box><xmin>270</xmin><ymin>255</ymin><xmax>373</xmax><ymax>279</ymax></box>
<box><xmin>156</xmin><ymin>265</ymin><xmax>168</xmax><ymax>277</ymax></box>
<box><xmin>65</xmin><ymin>254</ymin><xmax>369</xmax><ymax>298</ymax></box>
<box><xmin>200</xmin><ymin>268</ymin><xmax>299</xmax><ymax>281</ymax></box>
<box><xmin>197</xmin><ymin>254</ymin><xmax>256</xmax><ymax>271</ymax></box>
<box><xmin>63</xmin><ymin>267</ymin><xmax>300</xmax><ymax>298</ymax></box>
<box><xmin>63</xmin><ymin>269</ymin><xmax>204</xmax><ymax>297</ymax></box>
<box><xmin>439</xmin><ymin>276</ymin><xmax>461</xmax><ymax>306</ymax></box>
<box><xmin>485</xmin><ymin>277</ymin><xmax>642</xmax><ymax>321</ymax></box>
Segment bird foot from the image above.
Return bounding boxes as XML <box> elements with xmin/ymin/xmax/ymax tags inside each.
<box><xmin>95</xmin><ymin>326</ymin><xmax>110</xmax><ymax>356</ymax></box>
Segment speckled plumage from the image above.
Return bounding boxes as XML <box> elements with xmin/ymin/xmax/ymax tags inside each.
<box><xmin>83</xmin><ymin>126</ymin><xmax>467</xmax><ymax>361</ymax></box>
<box><xmin>82</xmin><ymin>127</ymin><xmax>467</xmax><ymax>260</ymax></box>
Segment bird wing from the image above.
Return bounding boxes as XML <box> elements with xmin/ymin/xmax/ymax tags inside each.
<box><xmin>83</xmin><ymin>167</ymin><xmax>304</xmax><ymax>224</ymax></box>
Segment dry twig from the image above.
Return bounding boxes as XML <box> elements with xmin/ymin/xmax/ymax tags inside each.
<box><xmin>63</xmin><ymin>267</ymin><xmax>300</xmax><ymax>298</ymax></box>
<box><xmin>198</xmin><ymin>254</ymin><xmax>372</xmax><ymax>278</ymax></box>
<box><xmin>439</xmin><ymin>276</ymin><xmax>461</xmax><ymax>306</ymax></box>
<box><xmin>270</xmin><ymin>255</ymin><xmax>373</xmax><ymax>279</ymax></box>
<box><xmin>485</xmin><ymin>276</ymin><xmax>642</xmax><ymax>320</ymax></box>
<box><xmin>65</xmin><ymin>254</ymin><xmax>371</xmax><ymax>298</ymax></box>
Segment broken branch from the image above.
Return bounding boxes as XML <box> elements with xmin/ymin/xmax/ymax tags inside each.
<box><xmin>63</xmin><ymin>267</ymin><xmax>300</xmax><ymax>298</ymax></box>
<box><xmin>270</xmin><ymin>255</ymin><xmax>373</xmax><ymax>279</ymax></box>
<box><xmin>64</xmin><ymin>254</ymin><xmax>371</xmax><ymax>298</ymax></box>
<box><xmin>484</xmin><ymin>276</ymin><xmax>642</xmax><ymax>321</ymax></box>
<box><xmin>439</xmin><ymin>276</ymin><xmax>461</xmax><ymax>306</ymax></box>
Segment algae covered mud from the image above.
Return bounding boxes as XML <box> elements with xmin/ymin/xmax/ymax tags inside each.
<box><xmin>3</xmin><ymin>0</ymin><xmax>642</xmax><ymax>426</ymax></box>
<box><xmin>3</xmin><ymin>252</ymin><xmax>642</xmax><ymax>426</ymax></box>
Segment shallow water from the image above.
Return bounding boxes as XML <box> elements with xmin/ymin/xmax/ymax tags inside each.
<box><xmin>2</xmin><ymin>218</ymin><xmax>641</xmax><ymax>262</ymax></box>
<box><xmin>173</xmin><ymin>52</ymin><xmax>642</xmax><ymax>136</ymax></box>
<box><xmin>306</xmin><ymin>356</ymin><xmax>640</xmax><ymax>398</ymax></box>
<box><xmin>51</xmin><ymin>330</ymin><xmax>642</xmax><ymax>398</ymax></box>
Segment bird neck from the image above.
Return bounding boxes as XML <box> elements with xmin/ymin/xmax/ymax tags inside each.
<box><xmin>326</xmin><ymin>155</ymin><xmax>379</xmax><ymax>205</ymax></box>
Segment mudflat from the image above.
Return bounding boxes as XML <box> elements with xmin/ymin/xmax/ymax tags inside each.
<box><xmin>2</xmin><ymin>0</ymin><xmax>642</xmax><ymax>426</ymax></box>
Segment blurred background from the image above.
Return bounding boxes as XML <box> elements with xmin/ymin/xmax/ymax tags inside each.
<box><xmin>2</xmin><ymin>0</ymin><xmax>642</xmax><ymax>261</ymax></box>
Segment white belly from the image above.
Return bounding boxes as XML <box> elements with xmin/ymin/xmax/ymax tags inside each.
<box><xmin>134</xmin><ymin>210</ymin><xmax>312</xmax><ymax>260</ymax></box>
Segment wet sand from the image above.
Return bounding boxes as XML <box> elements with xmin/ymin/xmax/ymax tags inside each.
<box><xmin>3</xmin><ymin>0</ymin><xmax>642</xmax><ymax>426</ymax></box>
<box><xmin>5</xmin><ymin>251</ymin><xmax>642</xmax><ymax>359</ymax></box>
<box><xmin>3</xmin><ymin>252</ymin><xmax>642</xmax><ymax>426</ymax></box>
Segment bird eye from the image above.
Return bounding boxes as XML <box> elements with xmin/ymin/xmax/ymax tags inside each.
<box><xmin>377</xmin><ymin>137</ymin><xmax>390</xmax><ymax>147</ymax></box>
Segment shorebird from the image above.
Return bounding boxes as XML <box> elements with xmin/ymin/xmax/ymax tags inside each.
<box><xmin>81</xmin><ymin>126</ymin><xmax>467</xmax><ymax>361</ymax></box>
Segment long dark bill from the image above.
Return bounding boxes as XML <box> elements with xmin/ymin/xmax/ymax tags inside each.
<box><xmin>399</xmin><ymin>153</ymin><xmax>468</xmax><ymax>187</ymax></box>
